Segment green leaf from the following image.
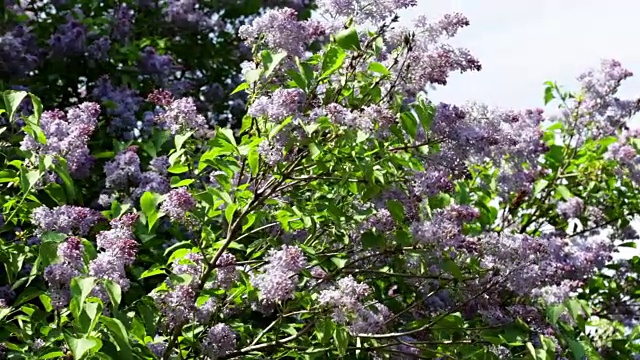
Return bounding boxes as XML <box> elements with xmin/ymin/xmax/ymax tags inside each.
<box><xmin>139</xmin><ymin>267</ymin><xmax>166</xmax><ymax>279</ymax></box>
<box><xmin>368</xmin><ymin>62</ymin><xmax>389</xmax><ymax>76</ymax></box>
<box><xmin>3</xmin><ymin>90</ymin><xmax>28</xmax><ymax>121</ymax></box>
<box><xmin>101</xmin><ymin>317</ymin><xmax>132</xmax><ymax>358</ymax></box>
<box><xmin>309</xmin><ymin>142</ymin><xmax>322</xmax><ymax>159</ymax></box>
<box><xmin>333</xmin><ymin>327</ymin><xmax>349</xmax><ymax>355</ymax></box>
<box><xmin>175</xmin><ymin>131</ymin><xmax>194</xmax><ymax>151</ymax></box>
<box><xmin>140</xmin><ymin>191</ymin><xmax>163</xmax><ymax>230</ymax></box>
<box><xmin>103</xmin><ymin>280</ymin><xmax>122</xmax><ymax>311</ymax></box>
<box><xmin>331</xmin><ymin>257</ymin><xmax>348</xmax><ymax>269</ymax></box>
<box><xmin>321</xmin><ymin>46</ymin><xmax>347</xmax><ymax>79</ymax></box>
<box><xmin>361</xmin><ymin>232</ymin><xmax>386</xmax><ymax>249</ymax></box>
<box><xmin>225</xmin><ymin>203</ymin><xmax>239</xmax><ymax>224</ymax></box>
<box><xmin>401</xmin><ymin>112</ymin><xmax>418</xmax><ymax>140</ymax></box>
<box><xmin>544</xmin><ymin>84</ymin><xmax>555</xmax><ymax>105</ymax></box>
<box><xmin>70</xmin><ymin>277</ymin><xmax>97</xmax><ymax>318</ymax></box>
<box><xmin>261</xmin><ymin>50</ymin><xmax>288</xmax><ymax>78</ymax></box>
<box><xmin>64</xmin><ymin>335</ymin><xmax>100</xmax><ymax>360</ymax></box>
<box><xmin>245</xmin><ymin>69</ymin><xmax>262</xmax><ymax>83</ymax></box>
<box><xmin>556</xmin><ymin>185</ymin><xmax>573</xmax><ymax>201</ymax></box>
<box><xmin>78</xmin><ymin>301</ymin><xmax>102</xmax><ymax>335</ymax></box>
<box><xmin>248</xmin><ymin>148</ymin><xmax>259</xmax><ymax>176</ymax></box>
<box><xmin>335</xmin><ymin>27</ymin><xmax>361</xmax><ymax>51</ymax></box>
<box><xmin>231</xmin><ymin>82</ymin><xmax>249</xmax><ymax>95</ymax></box>
<box><xmin>29</xmin><ymin>93</ymin><xmax>43</xmax><ymax>120</ymax></box>
<box><xmin>218</xmin><ymin>128</ymin><xmax>237</xmax><ymax>147</ymax></box>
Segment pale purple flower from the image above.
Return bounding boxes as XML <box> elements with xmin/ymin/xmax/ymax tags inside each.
<box><xmin>196</xmin><ymin>298</ymin><xmax>217</xmax><ymax>324</ymax></box>
<box><xmin>215</xmin><ymin>252</ymin><xmax>237</xmax><ymax>289</ymax></box>
<box><xmin>239</xmin><ymin>8</ymin><xmax>325</xmax><ymax>57</ymax></box>
<box><xmin>248</xmin><ymin>88</ymin><xmax>305</xmax><ymax>122</ymax></box>
<box><xmin>557</xmin><ymin>197</ymin><xmax>585</xmax><ymax>219</ymax></box>
<box><xmin>161</xmin><ymin>188</ymin><xmax>196</xmax><ymax>222</ymax></box>
<box><xmin>152</xmin><ymin>285</ymin><xmax>197</xmax><ymax>328</ymax></box>
<box><xmin>156</xmin><ymin>97</ymin><xmax>208</xmax><ymax>135</ymax></box>
<box><xmin>201</xmin><ymin>324</ymin><xmax>236</xmax><ymax>359</ymax></box>
<box><xmin>31</xmin><ymin>205</ymin><xmax>103</xmax><ymax>235</ymax></box>
<box><xmin>20</xmin><ymin>103</ymin><xmax>101</xmax><ymax>178</ymax></box>
<box><xmin>104</xmin><ymin>148</ymin><xmax>142</xmax><ymax>190</ymax></box>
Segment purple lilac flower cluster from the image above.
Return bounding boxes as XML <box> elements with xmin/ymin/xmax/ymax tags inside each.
<box><xmin>0</xmin><ymin>24</ymin><xmax>40</xmax><ymax>80</ymax></box>
<box><xmin>91</xmin><ymin>77</ymin><xmax>145</xmax><ymax>139</ymax></box>
<box><xmin>20</xmin><ymin>102</ymin><xmax>101</xmax><ymax>178</ymax></box>
<box><xmin>251</xmin><ymin>245</ymin><xmax>307</xmax><ymax>305</ymax></box>
<box><xmin>248</xmin><ymin>88</ymin><xmax>306</xmax><ymax>123</ymax></box>
<box><xmin>163</xmin><ymin>0</ymin><xmax>221</xmax><ymax>31</ymax></box>
<box><xmin>31</xmin><ymin>205</ymin><xmax>104</xmax><ymax>236</ymax></box>
<box><xmin>88</xmin><ymin>214</ymin><xmax>140</xmax><ymax>304</ymax></box>
<box><xmin>155</xmin><ymin>97</ymin><xmax>209</xmax><ymax>136</ymax></box>
<box><xmin>200</xmin><ymin>323</ymin><xmax>237</xmax><ymax>359</ymax></box>
<box><xmin>410</xmin><ymin>204</ymin><xmax>480</xmax><ymax>253</ymax></box>
<box><xmin>557</xmin><ymin>197</ymin><xmax>585</xmax><ymax>219</ymax></box>
<box><xmin>215</xmin><ymin>252</ymin><xmax>238</xmax><ymax>289</ymax></box>
<box><xmin>139</xmin><ymin>46</ymin><xmax>175</xmax><ymax>84</ymax></box>
<box><xmin>317</xmin><ymin>0</ymin><xmax>417</xmax><ymax>24</ymax></box>
<box><xmin>318</xmin><ymin>276</ymin><xmax>391</xmax><ymax>334</ymax></box>
<box><xmin>384</xmin><ymin>13</ymin><xmax>481</xmax><ymax>98</ymax></box>
<box><xmin>153</xmin><ymin>251</ymin><xmax>227</xmax><ymax>328</ymax></box>
<box><xmin>44</xmin><ymin>237</ymin><xmax>85</xmax><ymax>309</ymax></box>
<box><xmin>480</xmin><ymin>230</ymin><xmax>614</xmax><ymax>305</ymax></box>
<box><xmin>48</xmin><ymin>12</ymin><xmax>87</xmax><ymax>57</ymax></box>
<box><xmin>160</xmin><ymin>188</ymin><xmax>196</xmax><ymax>222</ymax></box>
<box><xmin>574</xmin><ymin>59</ymin><xmax>640</xmax><ymax>138</ymax></box>
<box><xmin>100</xmin><ymin>148</ymin><xmax>170</xmax><ymax>206</ymax></box>
<box><xmin>239</xmin><ymin>8</ymin><xmax>326</xmax><ymax>57</ymax></box>
<box><xmin>0</xmin><ymin>285</ymin><xmax>16</xmax><ymax>308</ymax></box>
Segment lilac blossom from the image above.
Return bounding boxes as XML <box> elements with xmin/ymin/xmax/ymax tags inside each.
<box><xmin>104</xmin><ymin>148</ymin><xmax>142</xmax><ymax>190</ymax></box>
<box><xmin>384</xmin><ymin>13</ymin><xmax>481</xmax><ymax>98</ymax></box>
<box><xmin>48</xmin><ymin>14</ymin><xmax>87</xmax><ymax>57</ymax></box>
<box><xmin>196</xmin><ymin>298</ymin><xmax>217</xmax><ymax>324</ymax></box>
<box><xmin>318</xmin><ymin>276</ymin><xmax>390</xmax><ymax>334</ymax></box>
<box><xmin>171</xmin><ymin>251</ymin><xmax>204</xmax><ymax>286</ymax></box>
<box><xmin>44</xmin><ymin>237</ymin><xmax>86</xmax><ymax>309</ymax></box>
<box><xmin>112</xmin><ymin>4</ymin><xmax>134</xmax><ymax>42</ymax></box>
<box><xmin>0</xmin><ymin>286</ymin><xmax>16</xmax><ymax>308</ymax></box>
<box><xmin>156</xmin><ymin>97</ymin><xmax>208</xmax><ymax>135</ymax></box>
<box><xmin>152</xmin><ymin>285</ymin><xmax>197</xmax><ymax>328</ymax></box>
<box><xmin>239</xmin><ymin>8</ymin><xmax>326</xmax><ymax>57</ymax></box>
<box><xmin>410</xmin><ymin>205</ymin><xmax>480</xmax><ymax>252</ymax></box>
<box><xmin>31</xmin><ymin>205</ymin><xmax>103</xmax><ymax>235</ymax></box>
<box><xmin>132</xmin><ymin>171</ymin><xmax>171</xmax><ymax>200</ymax></box>
<box><xmin>201</xmin><ymin>324</ymin><xmax>236</xmax><ymax>359</ymax></box>
<box><xmin>20</xmin><ymin>102</ymin><xmax>101</xmax><ymax>178</ymax></box>
<box><xmin>149</xmin><ymin>156</ymin><xmax>171</xmax><ymax>175</ymax></box>
<box><xmin>160</xmin><ymin>188</ymin><xmax>196</xmax><ymax>222</ymax></box>
<box><xmin>89</xmin><ymin>215</ymin><xmax>139</xmax><ymax>303</ymax></box>
<box><xmin>215</xmin><ymin>252</ymin><xmax>238</xmax><ymax>289</ymax></box>
<box><xmin>0</xmin><ymin>24</ymin><xmax>40</xmax><ymax>80</ymax></box>
<box><xmin>139</xmin><ymin>46</ymin><xmax>175</xmax><ymax>83</ymax></box>
<box><xmin>248</xmin><ymin>88</ymin><xmax>305</xmax><ymax>123</ymax></box>
<box><xmin>575</xmin><ymin>59</ymin><xmax>640</xmax><ymax>137</ymax></box>
<box><xmin>557</xmin><ymin>197</ymin><xmax>585</xmax><ymax>219</ymax></box>
<box><xmin>317</xmin><ymin>0</ymin><xmax>416</xmax><ymax>24</ymax></box>
<box><xmin>87</xmin><ymin>36</ymin><xmax>111</xmax><ymax>61</ymax></box>
<box><xmin>91</xmin><ymin>76</ymin><xmax>144</xmax><ymax>139</ymax></box>
<box><xmin>163</xmin><ymin>0</ymin><xmax>221</xmax><ymax>31</ymax></box>
<box><xmin>251</xmin><ymin>245</ymin><xmax>307</xmax><ymax>304</ymax></box>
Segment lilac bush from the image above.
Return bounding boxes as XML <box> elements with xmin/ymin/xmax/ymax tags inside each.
<box><xmin>2</xmin><ymin>0</ymin><xmax>640</xmax><ymax>359</ymax></box>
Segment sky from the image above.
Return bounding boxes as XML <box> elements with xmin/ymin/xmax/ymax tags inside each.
<box><xmin>398</xmin><ymin>0</ymin><xmax>640</xmax><ymax>111</ymax></box>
